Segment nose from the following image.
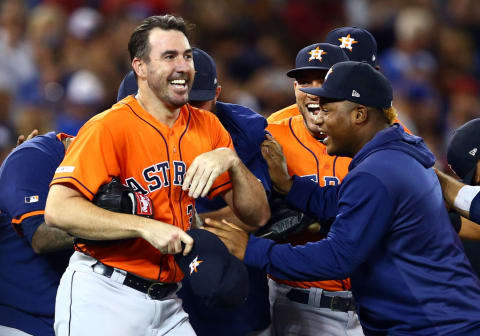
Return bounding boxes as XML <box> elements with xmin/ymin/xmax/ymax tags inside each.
<box><xmin>314</xmin><ymin>111</ymin><xmax>325</xmax><ymax>124</ymax></box>
<box><xmin>175</xmin><ymin>57</ymin><xmax>192</xmax><ymax>72</ymax></box>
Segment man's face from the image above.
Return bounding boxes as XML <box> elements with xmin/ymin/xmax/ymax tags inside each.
<box><xmin>316</xmin><ymin>100</ymin><xmax>357</xmax><ymax>157</ymax></box>
<box><xmin>144</xmin><ymin>28</ymin><xmax>194</xmax><ymax>109</ymax></box>
<box><xmin>294</xmin><ymin>70</ymin><xmax>327</xmax><ymax>139</ymax></box>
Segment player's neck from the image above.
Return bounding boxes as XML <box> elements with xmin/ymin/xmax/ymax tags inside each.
<box><xmin>135</xmin><ymin>88</ymin><xmax>181</xmax><ymax>128</ymax></box>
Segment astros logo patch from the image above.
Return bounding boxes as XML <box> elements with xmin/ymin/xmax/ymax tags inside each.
<box><xmin>189</xmin><ymin>256</ymin><xmax>203</xmax><ymax>275</ymax></box>
<box><xmin>308</xmin><ymin>47</ymin><xmax>327</xmax><ymax>61</ymax></box>
<box><xmin>338</xmin><ymin>34</ymin><xmax>358</xmax><ymax>51</ymax></box>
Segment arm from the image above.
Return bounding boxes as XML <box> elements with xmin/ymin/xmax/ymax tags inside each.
<box><xmin>20</xmin><ymin>215</ymin><xmax>73</xmax><ymax>254</ymax></box>
<box><xmin>200</xmin><ymin>205</ymin><xmax>256</xmax><ymax>232</ymax></box>
<box><xmin>435</xmin><ymin>168</ymin><xmax>480</xmax><ymax>220</ymax></box>
<box><xmin>45</xmin><ymin>184</ymin><xmax>193</xmax><ymax>255</ymax></box>
<box><xmin>183</xmin><ymin>148</ymin><xmax>270</xmax><ymax>229</ymax></box>
<box><xmin>459</xmin><ymin>216</ymin><xmax>480</xmax><ymax>241</ymax></box>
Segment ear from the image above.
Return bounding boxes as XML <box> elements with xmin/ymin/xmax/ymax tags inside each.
<box><xmin>352</xmin><ymin>105</ymin><xmax>368</xmax><ymax>124</ymax></box>
<box><xmin>215</xmin><ymin>85</ymin><xmax>222</xmax><ymax>100</ymax></box>
<box><xmin>132</xmin><ymin>57</ymin><xmax>146</xmax><ymax>79</ymax></box>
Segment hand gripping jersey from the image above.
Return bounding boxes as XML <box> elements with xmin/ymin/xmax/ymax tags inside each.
<box><xmin>0</xmin><ymin>132</ymin><xmax>72</xmax><ymax>335</ymax></box>
<box><xmin>51</xmin><ymin>96</ymin><xmax>233</xmax><ymax>282</ymax></box>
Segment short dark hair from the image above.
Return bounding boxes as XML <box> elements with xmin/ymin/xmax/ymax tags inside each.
<box><xmin>128</xmin><ymin>15</ymin><xmax>193</xmax><ymax>62</ymax></box>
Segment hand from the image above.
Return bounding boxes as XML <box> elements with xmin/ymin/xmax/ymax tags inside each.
<box><xmin>182</xmin><ymin>147</ymin><xmax>240</xmax><ymax>198</ymax></box>
<box><xmin>434</xmin><ymin>167</ymin><xmax>463</xmax><ymax>210</ymax></box>
<box><xmin>16</xmin><ymin>129</ymin><xmax>38</xmax><ymax>147</ymax></box>
<box><xmin>204</xmin><ymin>218</ymin><xmax>248</xmax><ymax>261</ymax></box>
<box><xmin>139</xmin><ymin>219</ymin><xmax>194</xmax><ymax>256</ymax></box>
<box><xmin>261</xmin><ymin>134</ymin><xmax>293</xmax><ymax>194</ymax></box>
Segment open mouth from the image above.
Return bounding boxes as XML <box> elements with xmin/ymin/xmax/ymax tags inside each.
<box><xmin>317</xmin><ymin>131</ymin><xmax>327</xmax><ymax>143</ymax></box>
<box><xmin>169</xmin><ymin>79</ymin><xmax>188</xmax><ymax>90</ymax></box>
<box><xmin>306</xmin><ymin>103</ymin><xmax>321</xmax><ymax>115</ymax></box>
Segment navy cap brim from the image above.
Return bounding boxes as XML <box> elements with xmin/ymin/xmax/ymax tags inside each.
<box><xmin>300</xmin><ymin>86</ymin><xmax>346</xmax><ymax>101</ymax></box>
<box><xmin>189</xmin><ymin>89</ymin><xmax>216</xmax><ymax>102</ymax></box>
<box><xmin>286</xmin><ymin>67</ymin><xmax>329</xmax><ymax>78</ymax></box>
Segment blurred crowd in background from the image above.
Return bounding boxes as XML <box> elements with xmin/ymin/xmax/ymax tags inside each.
<box><xmin>1</xmin><ymin>0</ymin><xmax>480</xmax><ymax>170</ymax></box>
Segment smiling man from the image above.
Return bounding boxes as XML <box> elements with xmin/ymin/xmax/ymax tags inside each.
<box><xmin>209</xmin><ymin>61</ymin><xmax>480</xmax><ymax>335</ymax></box>
<box><xmin>45</xmin><ymin>15</ymin><xmax>269</xmax><ymax>336</ymax></box>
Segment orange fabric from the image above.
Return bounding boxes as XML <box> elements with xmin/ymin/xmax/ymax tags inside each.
<box><xmin>267</xmin><ymin>104</ymin><xmax>298</xmax><ymax>123</ymax></box>
<box><xmin>51</xmin><ymin>96</ymin><xmax>233</xmax><ymax>282</ymax></box>
<box><xmin>267</xmin><ymin>103</ymin><xmax>413</xmax><ymax>134</ymax></box>
<box><xmin>11</xmin><ymin>210</ymin><xmax>45</xmax><ymax>225</ymax></box>
<box><xmin>56</xmin><ymin>133</ymin><xmax>74</xmax><ymax>142</ymax></box>
<box><xmin>267</xmin><ymin>113</ymin><xmax>351</xmax><ymax>291</ymax></box>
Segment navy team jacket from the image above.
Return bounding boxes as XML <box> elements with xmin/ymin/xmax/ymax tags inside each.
<box><xmin>0</xmin><ymin>132</ymin><xmax>71</xmax><ymax>335</ymax></box>
<box><xmin>245</xmin><ymin>124</ymin><xmax>480</xmax><ymax>335</ymax></box>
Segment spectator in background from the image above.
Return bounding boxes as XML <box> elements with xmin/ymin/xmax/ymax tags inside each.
<box><xmin>56</xmin><ymin>70</ymin><xmax>104</xmax><ymax>135</ymax></box>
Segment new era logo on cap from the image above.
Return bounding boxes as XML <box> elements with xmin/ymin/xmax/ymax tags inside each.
<box><xmin>469</xmin><ymin>148</ymin><xmax>478</xmax><ymax>156</ymax></box>
<box><xmin>352</xmin><ymin>90</ymin><xmax>360</xmax><ymax>97</ymax></box>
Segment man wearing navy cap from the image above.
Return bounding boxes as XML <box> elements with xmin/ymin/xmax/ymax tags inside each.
<box><xmin>117</xmin><ymin>48</ymin><xmax>272</xmax><ymax>336</ymax></box>
<box><xmin>209</xmin><ymin>61</ymin><xmax>480</xmax><ymax>335</ymax></box>
<box><xmin>435</xmin><ymin>119</ymin><xmax>480</xmax><ymax>229</ymax></box>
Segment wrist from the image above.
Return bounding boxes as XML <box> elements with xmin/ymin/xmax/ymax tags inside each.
<box><xmin>274</xmin><ymin>176</ymin><xmax>293</xmax><ymax>195</ymax></box>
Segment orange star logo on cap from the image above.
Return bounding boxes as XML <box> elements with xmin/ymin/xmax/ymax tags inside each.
<box><xmin>338</xmin><ymin>34</ymin><xmax>358</xmax><ymax>51</ymax></box>
<box><xmin>308</xmin><ymin>47</ymin><xmax>327</xmax><ymax>61</ymax></box>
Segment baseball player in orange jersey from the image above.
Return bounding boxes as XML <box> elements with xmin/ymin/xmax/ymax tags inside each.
<box><xmin>45</xmin><ymin>15</ymin><xmax>269</xmax><ymax>336</ymax></box>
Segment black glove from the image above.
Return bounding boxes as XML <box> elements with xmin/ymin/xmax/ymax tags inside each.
<box><xmin>254</xmin><ymin>197</ymin><xmax>318</xmax><ymax>241</ymax></box>
<box><xmin>93</xmin><ymin>177</ymin><xmax>153</xmax><ymax>218</ymax></box>
<box><xmin>76</xmin><ymin>178</ymin><xmax>153</xmax><ymax>246</ymax></box>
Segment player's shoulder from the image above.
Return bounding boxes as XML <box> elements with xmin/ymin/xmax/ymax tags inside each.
<box><xmin>267</xmin><ymin>104</ymin><xmax>299</xmax><ymax>123</ymax></box>
<box><xmin>186</xmin><ymin>104</ymin><xmax>222</xmax><ymax>125</ymax></box>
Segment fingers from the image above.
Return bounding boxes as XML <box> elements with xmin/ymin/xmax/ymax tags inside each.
<box><xmin>187</xmin><ymin>165</ymin><xmax>208</xmax><ymax>198</ymax></box>
<box><xmin>221</xmin><ymin>219</ymin><xmax>244</xmax><ymax>232</ymax></box>
<box><xmin>182</xmin><ymin>161</ymin><xmax>199</xmax><ymax>191</ymax></box>
<box><xmin>16</xmin><ymin>135</ymin><xmax>25</xmax><ymax>146</ymax></box>
<box><xmin>200</xmin><ymin>171</ymin><xmax>218</xmax><ymax>198</ymax></box>
<box><xmin>27</xmin><ymin>129</ymin><xmax>39</xmax><ymax>141</ymax></box>
<box><xmin>180</xmin><ymin>231</ymin><xmax>194</xmax><ymax>256</ymax></box>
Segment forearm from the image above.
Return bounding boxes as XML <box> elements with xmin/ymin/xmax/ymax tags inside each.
<box><xmin>228</xmin><ymin>160</ymin><xmax>270</xmax><ymax>228</ymax></box>
<box><xmin>199</xmin><ymin>206</ymin><xmax>257</xmax><ymax>233</ymax></box>
<box><xmin>32</xmin><ymin>223</ymin><xmax>74</xmax><ymax>254</ymax></box>
<box><xmin>459</xmin><ymin>216</ymin><xmax>480</xmax><ymax>241</ymax></box>
<box><xmin>435</xmin><ymin>169</ymin><xmax>463</xmax><ymax>208</ymax></box>
<box><xmin>45</xmin><ymin>184</ymin><xmax>151</xmax><ymax>240</ymax></box>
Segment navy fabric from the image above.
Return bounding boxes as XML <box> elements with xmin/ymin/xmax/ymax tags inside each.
<box><xmin>447</xmin><ymin>118</ymin><xmax>480</xmax><ymax>184</ymax></box>
<box><xmin>244</xmin><ymin>125</ymin><xmax>480</xmax><ymax>335</ymax></box>
<box><xmin>189</xmin><ymin>48</ymin><xmax>217</xmax><ymax>102</ymax></box>
<box><xmin>116</xmin><ymin>70</ymin><xmax>137</xmax><ymax>101</ymax></box>
<box><xmin>301</xmin><ymin>61</ymin><xmax>393</xmax><ymax>110</ymax></box>
<box><xmin>0</xmin><ymin>132</ymin><xmax>71</xmax><ymax>335</ymax></box>
<box><xmin>286</xmin><ymin>43</ymin><xmax>348</xmax><ymax>78</ymax></box>
<box><xmin>471</xmin><ymin>192</ymin><xmax>480</xmax><ymax>224</ymax></box>
<box><xmin>181</xmin><ymin>101</ymin><xmax>271</xmax><ymax>335</ymax></box>
<box><xmin>325</xmin><ymin>27</ymin><xmax>378</xmax><ymax>66</ymax></box>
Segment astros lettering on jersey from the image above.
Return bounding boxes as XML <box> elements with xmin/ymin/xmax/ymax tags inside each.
<box><xmin>51</xmin><ymin>95</ymin><xmax>234</xmax><ymax>282</ymax></box>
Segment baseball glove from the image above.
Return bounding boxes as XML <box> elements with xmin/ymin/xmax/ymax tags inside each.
<box><xmin>92</xmin><ymin>177</ymin><xmax>153</xmax><ymax>218</ymax></box>
<box><xmin>254</xmin><ymin>196</ymin><xmax>322</xmax><ymax>242</ymax></box>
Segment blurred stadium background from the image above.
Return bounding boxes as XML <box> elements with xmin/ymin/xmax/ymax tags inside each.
<box><xmin>2</xmin><ymin>0</ymin><xmax>480</xmax><ymax>271</ymax></box>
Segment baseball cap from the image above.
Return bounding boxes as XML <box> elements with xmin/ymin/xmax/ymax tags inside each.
<box><xmin>286</xmin><ymin>43</ymin><xmax>349</xmax><ymax>78</ymax></box>
<box><xmin>189</xmin><ymin>48</ymin><xmax>218</xmax><ymax>102</ymax></box>
<box><xmin>117</xmin><ymin>70</ymin><xmax>137</xmax><ymax>101</ymax></box>
<box><xmin>325</xmin><ymin>27</ymin><xmax>378</xmax><ymax>66</ymax></box>
<box><xmin>301</xmin><ymin>61</ymin><xmax>393</xmax><ymax>110</ymax></box>
<box><xmin>447</xmin><ymin>118</ymin><xmax>480</xmax><ymax>184</ymax></box>
<box><xmin>174</xmin><ymin>229</ymin><xmax>249</xmax><ymax>308</ymax></box>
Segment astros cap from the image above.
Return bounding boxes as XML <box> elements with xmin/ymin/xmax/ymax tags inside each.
<box><xmin>325</xmin><ymin>27</ymin><xmax>378</xmax><ymax>66</ymax></box>
<box><xmin>189</xmin><ymin>48</ymin><xmax>218</xmax><ymax>102</ymax></box>
<box><xmin>301</xmin><ymin>61</ymin><xmax>392</xmax><ymax>110</ymax></box>
<box><xmin>286</xmin><ymin>43</ymin><xmax>349</xmax><ymax>78</ymax></box>
<box><xmin>174</xmin><ymin>229</ymin><xmax>249</xmax><ymax>308</ymax></box>
<box><xmin>447</xmin><ymin>118</ymin><xmax>480</xmax><ymax>184</ymax></box>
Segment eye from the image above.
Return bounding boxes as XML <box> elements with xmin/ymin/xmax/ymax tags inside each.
<box><xmin>184</xmin><ymin>54</ymin><xmax>193</xmax><ymax>60</ymax></box>
<box><xmin>164</xmin><ymin>54</ymin><xmax>176</xmax><ymax>60</ymax></box>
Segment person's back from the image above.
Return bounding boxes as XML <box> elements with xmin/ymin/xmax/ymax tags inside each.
<box><xmin>346</xmin><ymin>126</ymin><xmax>480</xmax><ymax>334</ymax></box>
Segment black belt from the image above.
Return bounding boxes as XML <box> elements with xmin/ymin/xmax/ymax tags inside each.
<box><xmin>92</xmin><ymin>262</ymin><xmax>178</xmax><ymax>300</ymax></box>
<box><xmin>286</xmin><ymin>289</ymin><xmax>356</xmax><ymax>312</ymax></box>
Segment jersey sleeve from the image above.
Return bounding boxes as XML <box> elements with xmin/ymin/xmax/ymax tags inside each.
<box><xmin>207</xmin><ymin>115</ymin><xmax>235</xmax><ymax>198</ymax></box>
<box><xmin>470</xmin><ymin>191</ymin><xmax>480</xmax><ymax>224</ymax></box>
<box><xmin>51</xmin><ymin>118</ymin><xmax>121</xmax><ymax>200</ymax></box>
<box><xmin>1</xmin><ymin>148</ymin><xmax>55</xmax><ymax>237</ymax></box>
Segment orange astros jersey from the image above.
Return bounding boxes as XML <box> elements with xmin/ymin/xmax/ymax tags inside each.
<box><xmin>267</xmin><ymin>114</ymin><xmax>351</xmax><ymax>291</ymax></box>
<box><xmin>51</xmin><ymin>95</ymin><xmax>233</xmax><ymax>282</ymax></box>
<box><xmin>268</xmin><ymin>103</ymin><xmax>413</xmax><ymax>134</ymax></box>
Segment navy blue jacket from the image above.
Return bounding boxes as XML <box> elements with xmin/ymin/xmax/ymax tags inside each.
<box><xmin>181</xmin><ymin>102</ymin><xmax>271</xmax><ymax>336</ymax></box>
<box><xmin>471</xmin><ymin>192</ymin><xmax>480</xmax><ymax>224</ymax></box>
<box><xmin>245</xmin><ymin>125</ymin><xmax>480</xmax><ymax>335</ymax></box>
<box><xmin>0</xmin><ymin>132</ymin><xmax>71</xmax><ymax>335</ymax></box>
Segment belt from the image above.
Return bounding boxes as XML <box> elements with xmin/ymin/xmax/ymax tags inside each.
<box><xmin>92</xmin><ymin>262</ymin><xmax>178</xmax><ymax>300</ymax></box>
<box><xmin>286</xmin><ymin>289</ymin><xmax>356</xmax><ymax>312</ymax></box>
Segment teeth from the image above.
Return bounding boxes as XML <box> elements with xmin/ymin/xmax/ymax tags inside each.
<box><xmin>170</xmin><ymin>79</ymin><xmax>186</xmax><ymax>85</ymax></box>
<box><xmin>307</xmin><ymin>103</ymin><xmax>320</xmax><ymax>109</ymax></box>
